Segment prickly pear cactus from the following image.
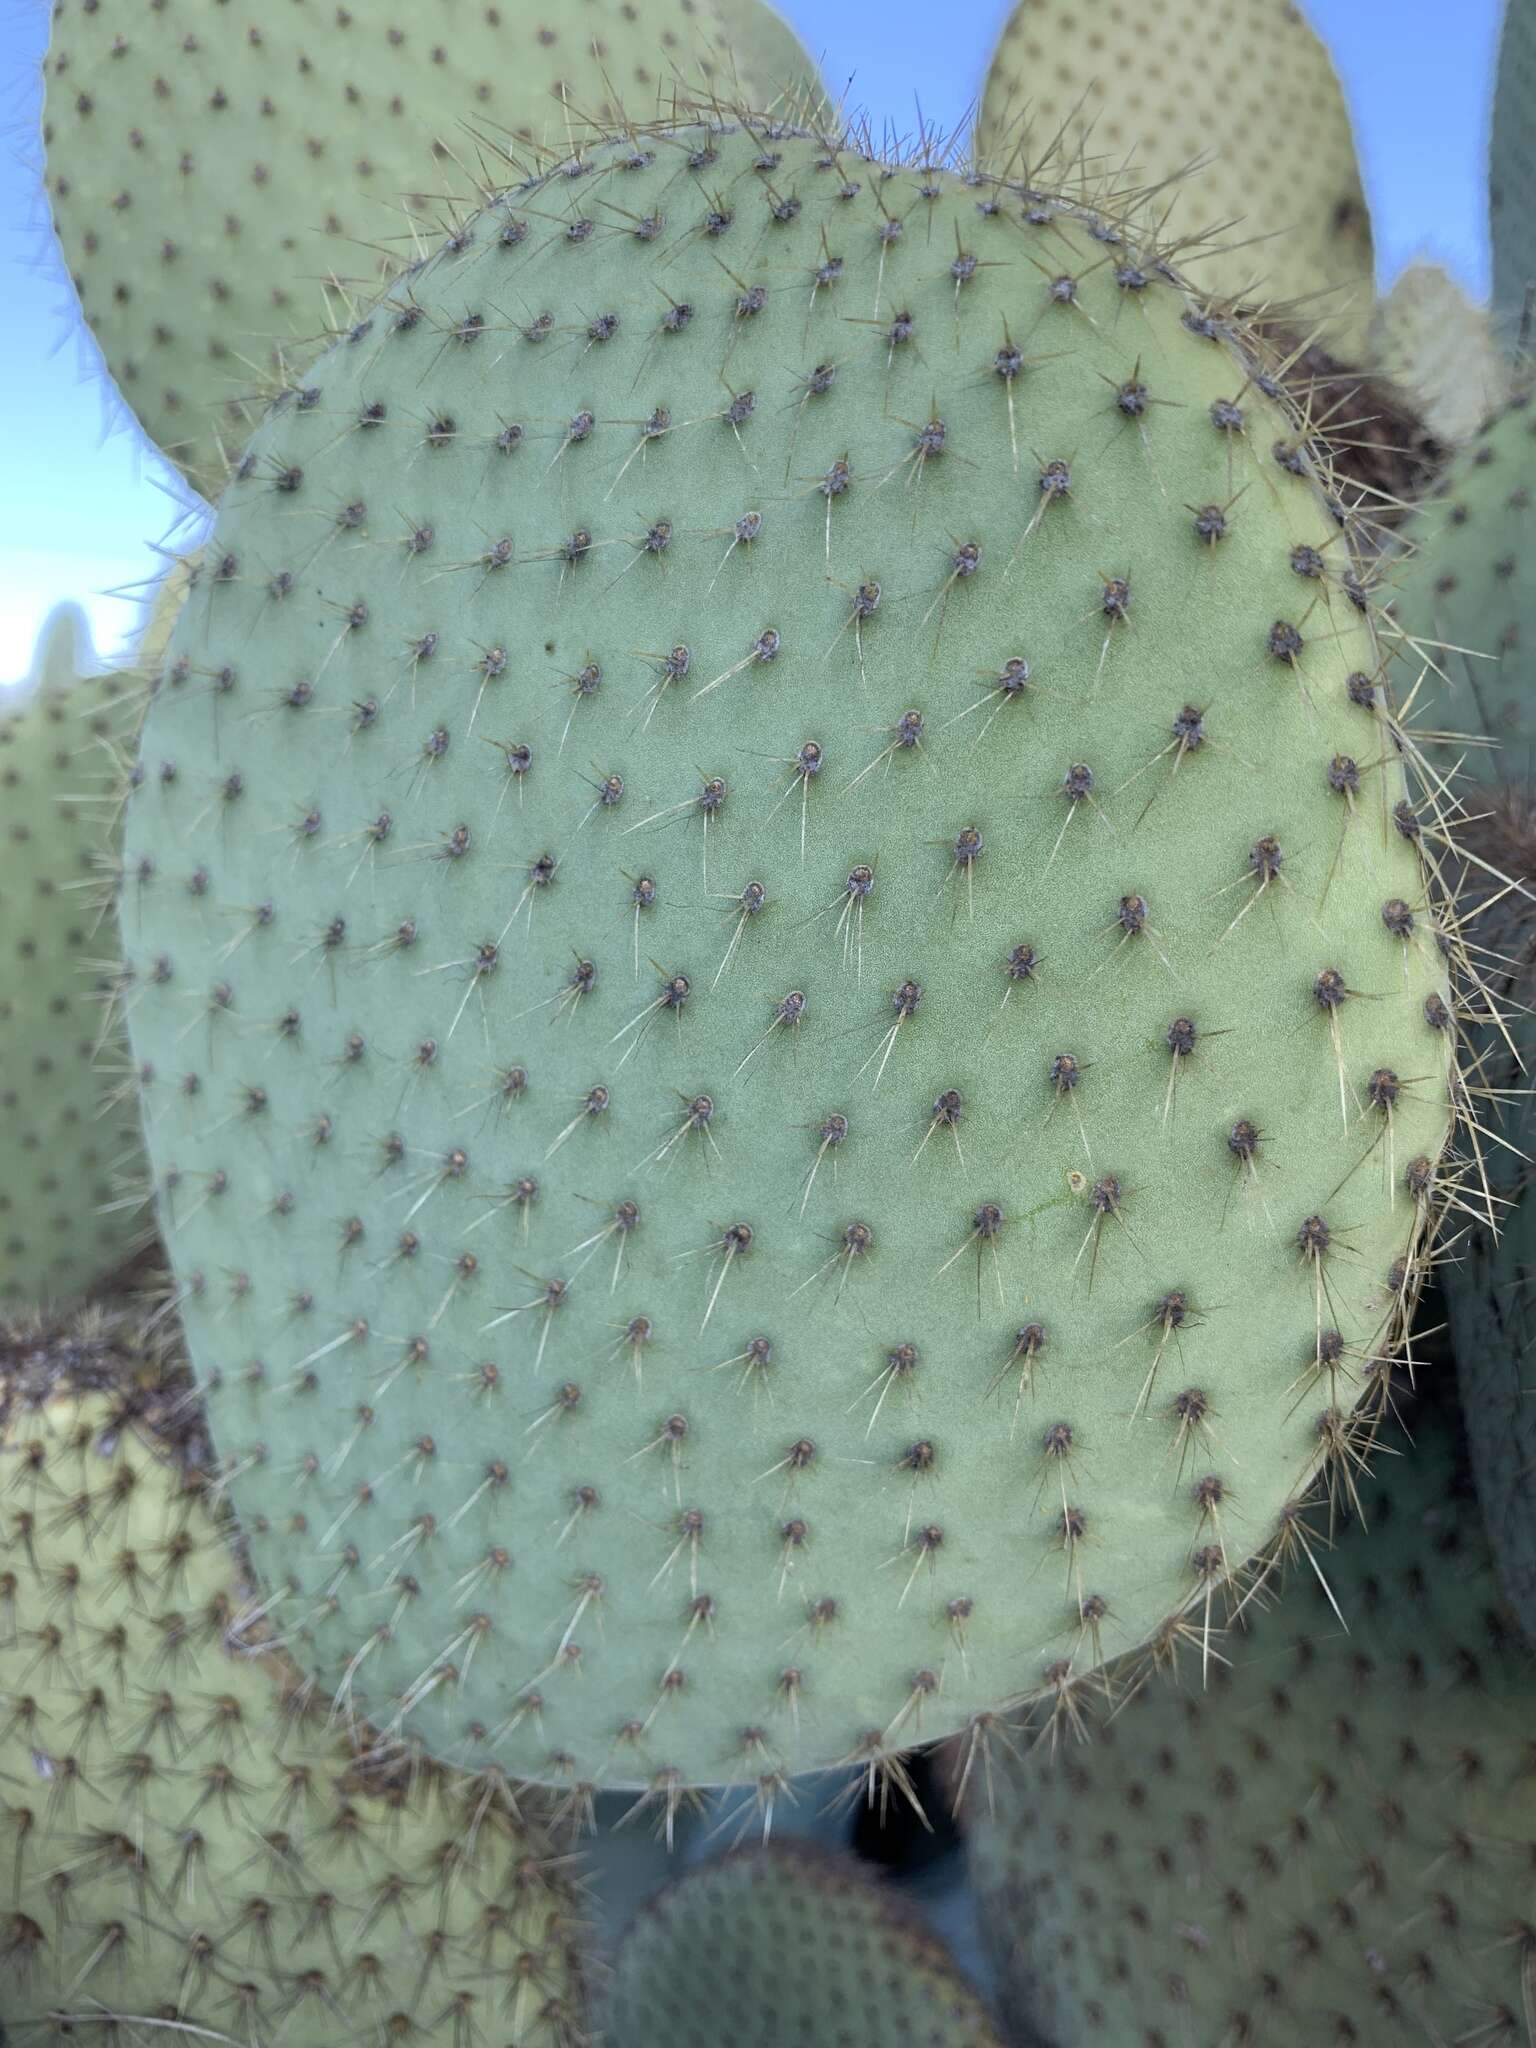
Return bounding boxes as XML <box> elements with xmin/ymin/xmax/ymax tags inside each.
<box><xmin>975</xmin><ymin>0</ymin><xmax>1374</xmax><ymax>353</ymax></box>
<box><xmin>41</xmin><ymin>0</ymin><xmax>824</xmax><ymax>494</ymax></box>
<box><xmin>1367</xmin><ymin>261</ymin><xmax>1510</xmax><ymax>443</ymax></box>
<box><xmin>608</xmin><ymin>1842</ymin><xmax>1001</xmax><ymax>2046</ymax></box>
<box><xmin>0</xmin><ymin>608</ymin><xmax>148</xmax><ymax>1308</ymax></box>
<box><xmin>1491</xmin><ymin>0</ymin><xmax>1536</xmax><ymax>344</ymax></box>
<box><xmin>0</xmin><ymin>1373</ymin><xmax>586</xmax><ymax>2044</ymax></box>
<box><xmin>967</xmin><ymin>1379</ymin><xmax>1536</xmax><ymax>2048</ymax></box>
<box><xmin>1393</xmin><ymin>388</ymin><xmax>1536</xmax><ymax>1638</ymax></box>
<box><xmin>121</xmin><ymin>118</ymin><xmax>1454</xmax><ymax>1799</ymax></box>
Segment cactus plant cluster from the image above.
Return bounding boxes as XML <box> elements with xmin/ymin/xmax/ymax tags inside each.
<box><xmin>8</xmin><ymin>0</ymin><xmax>1536</xmax><ymax>2041</ymax></box>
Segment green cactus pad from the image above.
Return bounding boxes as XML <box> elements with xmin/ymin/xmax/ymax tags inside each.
<box><xmin>1492</xmin><ymin>0</ymin><xmax>1536</xmax><ymax>344</ymax></box>
<box><xmin>41</xmin><ymin>0</ymin><xmax>824</xmax><ymax>494</ymax></box>
<box><xmin>1367</xmin><ymin>261</ymin><xmax>1511</xmax><ymax>445</ymax></box>
<box><xmin>975</xmin><ymin>0</ymin><xmax>1374</xmax><ymax>353</ymax></box>
<box><xmin>608</xmin><ymin>1842</ymin><xmax>1001</xmax><ymax>2047</ymax></box>
<box><xmin>0</xmin><ymin>610</ymin><xmax>149</xmax><ymax>1308</ymax></box>
<box><xmin>967</xmin><ymin>1378</ymin><xmax>1536</xmax><ymax>2047</ymax></box>
<box><xmin>1393</xmin><ymin>389</ymin><xmax>1536</xmax><ymax>1639</ymax></box>
<box><xmin>0</xmin><ymin>1374</ymin><xmax>586</xmax><ymax>2044</ymax></box>
<box><xmin>121</xmin><ymin>119</ymin><xmax>1454</xmax><ymax>1798</ymax></box>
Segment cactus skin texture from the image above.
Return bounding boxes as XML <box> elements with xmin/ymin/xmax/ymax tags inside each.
<box><xmin>1393</xmin><ymin>389</ymin><xmax>1536</xmax><ymax>1640</ymax></box>
<box><xmin>0</xmin><ymin>610</ymin><xmax>148</xmax><ymax>1309</ymax></box>
<box><xmin>0</xmin><ymin>1367</ymin><xmax>586</xmax><ymax>2045</ymax></box>
<box><xmin>120</xmin><ymin>118</ymin><xmax>1455</xmax><ymax>1799</ymax></box>
<box><xmin>1492</xmin><ymin>0</ymin><xmax>1536</xmax><ymax>344</ymax></box>
<box><xmin>975</xmin><ymin>0</ymin><xmax>1375</xmax><ymax>354</ymax></box>
<box><xmin>607</xmin><ymin>1841</ymin><xmax>1001</xmax><ymax>2047</ymax></box>
<box><xmin>41</xmin><ymin>0</ymin><xmax>823</xmax><ymax>495</ymax></box>
<box><xmin>1367</xmin><ymin>261</ymin><xmax>1511</xmax><ymax>444</ymax></box>
<box><xmin>966</xmin><ymin>1379</ymin><xmax>1536</xmax><ymax>2048</ymax></box>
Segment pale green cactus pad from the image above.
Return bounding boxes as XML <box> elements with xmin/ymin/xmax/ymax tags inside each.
<box><xmin>975</xmin><ymin>0</ymin><xmax>1375</xmax><ymax>353</ymax></box>
<box><xmin>41</xmin><ymin>0</ymin><xmax>824</xmax><ymax>492</ymax></box>
<box><xmin>1367</xmin><ymin>261</ymin><xmax>1511</xmax><ymax>443</ymax></box>
<box><xmin>1392</xmin><ymin>388</ymin><xmax>1536</xmax><ymax>1640</ymax></box>
<box><xmin>120</xmin><ymin>118</ymin><xmax>1454</xmax><ymax>1799</ymax></box>
<box><xmin>135</xmin><ymin>552</ymin><xmax>198</xmax><ymax>674</ymax></box>
<box><xmin>0</xmin><ymin>608</ymin><xmax>148</xmax><ymax>1308</ymax></box>
<box><xmin>0</xmin><ymin>1372</ymin><xmax>586</xmax><ymax>2044</ymax></box>
<box><xmin>608</xmin><ymin>1842</ymin><xmax>1002</xmax><ymax>2047</ymax></box>
<box><xmin>967</xmin><ymin>1377</ymin><xmax>1536</xmax><ymax>2047</ymax></box>
<box><xmin>1491</xmin><ymin>0</ymin><xmax>1536</xmax><ymax>344</ymax></box>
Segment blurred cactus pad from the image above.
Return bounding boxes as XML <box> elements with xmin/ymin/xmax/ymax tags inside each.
<box><xmin>1392</xmin><ymin>387</ymin><xmax>1536</xmax><ymax>1641</ymax></box>
<box><xmin>1367</xmin><ymin>261</ymin><xmax>1511</xmax><ymax>444</ymax></box>
<box><xmin>40</xmin><ymin>0</ymin><xmax>823</xmax><ymax>492</ymax></box>
<box><xmin>0</xmin><ymin>1358</ymin><xmax>586</xmax><ymax>2043</ymax></box>
<box><xmin>1491</xmin><ymin>0</ymin><xmax>1536</xmax><ymax>343</ymax></box>
<box><xmin>967</xmin><ymin>1377</ymin><xmax>1536</xmax><ymax>2047</ymax></box>
<box><xmin>608</xmin><ymin>1842</ymin><xmax>1003</xmax><ymax>2046</ymax></box>
<box><xmin>0</xmin><ymin>609</ymin><xmax>149</xmax><ymax>1308</ymax></box>
<box><xmin>975</xmin><ymin>0</ymin><xmax>1375</xmax><ymax>352</ymax></box>
<box><xmin>120</xmin><ymin>116</ymin><xmax>1456</xmax><ymax>1799</ymax></box>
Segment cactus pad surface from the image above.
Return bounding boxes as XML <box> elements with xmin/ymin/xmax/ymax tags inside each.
<box><xmin>0</xmin><ymin>1369</ymin><xmax>585</xmax><ymax>2043</ymax></box>
<box><xmin>609</xmin><ymin>1842</ymin><xmax>1001</xmax><ymax>2046</ymax></box>
<box><xmin>968</xmin><ymin>1378</ymin><xmax>1536</xmax><ymax>2047</ymax></box>
<box><xmin>976</xmin><ymin>0</ymin><xmax>1374</xmax><ymax>352</ymax></box>
<box><xmin>1393</xmin><ymin>389</ymin><xmax>1536</xmax><ymax>1639</ymax></box>
<box><xmin>121</xmin><ymin>119</ymin><xmax>1454</xmax><ymax>1795</ymax></box>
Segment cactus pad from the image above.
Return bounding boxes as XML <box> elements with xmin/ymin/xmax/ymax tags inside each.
<box><xmin>0</xmin><ymin>609</ymin><xmax>148</xmax><ymax>1308</ymax></box>
<box><xmin>967</xmin><ymin>1380</ymin><xmax>1536</xmax><ymax>2047</ymax></box>
<box><xmin>41</xmin><ymin>0</ymin><xmax>823</xmax><ymax>493</ymax></box>
<box><xmin>0</xmin><ymin>1369</ymin><xmax>585</xmax><ymax>2044</ymax></box>
<box><xmin>1393</xmin><ymin>388</ymin><xmax>1536</xmax><ymax>1638</ymax></box>
<box><xmin>1368</xmin><ymin>261</ymin><xmax>1510</xmax><ymax>445</ymax></box>
<box><xmin>976</xmin><ymin>0</ymin><xmax>1374</xmax><ymax>352</ymax></box>
<box><xmin>1492</xmin><ymin>0</ymin><xmax>1536</xmax><ymax>345</ymax></box>
<box><xmin>608</xmin><ymin>1842</ymin><xmax>1001</xmax><ymax>2046</ymax></box>
<box><xmin>121</xmin><ymin>119</ymin><xmax>1453</xmax><ymax>1797</ymax></box>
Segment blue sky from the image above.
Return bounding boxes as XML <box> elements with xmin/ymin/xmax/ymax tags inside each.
<box><xmin>2</xmin><ymin>0</ymin><xmax>1504</xmax><ymax>679</ymax></box>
